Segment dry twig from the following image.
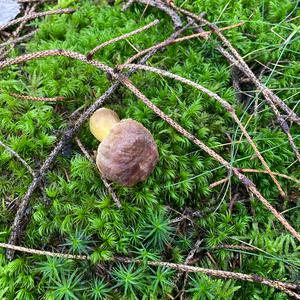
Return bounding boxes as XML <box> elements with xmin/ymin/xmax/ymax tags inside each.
<box><xmin>9</xmin><ymin>93</ymin><xmax>65</xmax><ymax>102</ymax></box>
<box><xmin>129</xmin><ymin>0</ymin><xmax>182</xmax><ymax>29</ymax></box>
<box><xmin>0</xmin><ymin>8</ymin><xmax>75</xmax><ymax>32</ymax></box>
<box><xmin>168</xmin><ymin>3</ymin><xmax>300</xmax><ymax>164</ymax></box>
<box><xmin>0</xmin><ymin>30</ymin><xmax>38</xmax><ymax>48</ymax></box>
<box><xmin>86</xmin><ymin>19</ymin><xmax>160</xmax><ymax>60</ymax></box>
<box><xmin>0</xmin><ymin>242</ymin><xmax>298</xmax><ymax>298</ymax></box>
<box><xmin>0</xmin><ymin>140</ymin><xmax>35</xmax><ymax>176</ymax></box>
<box><xmin>209</xmin><ymin>168</ymin><xmax>300</xmax><ymax>188</ymax></box>
<box><xmin>215</xmin><ymin>244</ymin><xmax>258</xmax><ymax>251</ymax></box>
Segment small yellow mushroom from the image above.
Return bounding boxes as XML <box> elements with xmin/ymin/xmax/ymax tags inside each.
<box><xmin>89</xmin><ymin>108</ymin><xmax>120</xmax><ymax>142</ymax></box>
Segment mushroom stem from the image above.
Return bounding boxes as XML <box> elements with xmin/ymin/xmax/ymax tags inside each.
<box><xmin>89</xmin><ymin>108</ymin><xmax>120</xmax><ymax>141</ymax></box>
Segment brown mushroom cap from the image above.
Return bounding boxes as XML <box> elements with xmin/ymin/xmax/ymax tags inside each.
<box><xmin>96</xmin><ymin>119</ymin><xmax>159</xmax><ymax>186</ymax></box>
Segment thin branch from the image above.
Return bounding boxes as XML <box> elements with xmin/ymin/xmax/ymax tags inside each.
<box><xmin>86</xmin><ymin>19</ymin><xmax>160</xmax><ymax>60</ymax></box>
<box><xmin>175</xmin><ymin>238</ymin><xmax>203</xmax><ymax>298</ymax></box>
<box><xmin>209</xmin><ymin>177</ymin><xmax>229</xmax><ymax>188</ymax></box>
<box><xmin>215</xmin><ymin>244</ymin><xmax>258</xmax><ymax>251</ymax></box>
<box><xmin>117</xmin><ymin>257</ymin><xmax>300</xmax><ymax>299</ymax></box>
<box><xmin>210</xmin><ymin>168</ymin><xmax>300</xmax><ymax>188</ymax></box>
<box><xmin>0</xmin><ymin>30</ymin><xmax>38</xmax><ymax>48</ymax></box>
<box><xmin>240</xmin><ymin>168</ymin><xmax>300</xmax><ymax>185</ymax></box>
<box><xmin>75</xmin><ymin>137</ymin><xmax>122</xmax><ymax>208</ymax></box>
<box><xmin>122</xmin><ymin>0</ymin><xmax>135</xmax><ymax>11</ymax></box>
<box><xmin>133</xmin><ymin>0</ymin><xmax>182</xmax><ymax>29</ymax></box>
<box><xmin>168</xmin><ymin>3</ymin><xmax>300</xmax><ymax>164</ymax></box>
<box><xmin>9</xmin><ymin>93</ymin><xmax>65</xmax><ymax>102</ymax></box>
<box><xmin>0</xmin><ymin>242</ymin><xmax>88</xmax><ymax>260</ymax></box>
<box><xmin>286</xmin><ymin>130</ymin><xmax>300</xmax><ymax>163</ymax></box>
<box><xmin>0</xmin><ymin>8</ymin><xmax>76</xmax><ymax>32</ymax></box>
<box><xmin>0</xmin><ymin>242</ymin><xmax>298</xmax><ymax>298</ymax></box>
<box><xmin>170</xmin><ymin>211</ymin><xmax>202</xmax><ymax>224</ymax></box>
<box><xmin>0</xmin><ymin>3</ymin><xmax>37</xmax><ymax>60</ymax></box>
<box><xmin>119</xmin><ymin>63</ymin><xmax>286</xmax><ymax>197</ymax></box>
<box><xmin>175</xmin><ymin>238</ymin><xmax>203</xmax><ymax>280</ymax></box>
<box><xmin>114</xmin><ymin>74</ymin><xmax>300</xmax><ymax>242</ymax></box>
<box><xmin>0</xmin><ymin>140</ymin><xmax>35</xmax><ymax>176</ymax></box>
<box><xmin>0</xmin><ymin>49</ymin><xmax>111</xmax><ymax>72</ymax></box>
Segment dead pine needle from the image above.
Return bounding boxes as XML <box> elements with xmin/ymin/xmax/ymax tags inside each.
<box><xmin>0</xmin><ymin>140</ymin><xmax>35</xmax><ymax>176</ymax></box>
<box><xmin>9</xmin><ymin>93</ymin><xmax>65</xmax><ymax>102</ymax></box>
<box><xmin>0</xmin><ymin>8</ymin><xmax>76</xmax><ymax>32</ymax></box>
<box><xmin>86</xmin><ymin>19</ymin><xmax>160</xmax><ymax>60</ymax></box>
<box><xmin>0</xmin><ymin>242</ymin><xmax>298</xmax><ymax>298</ymax></box>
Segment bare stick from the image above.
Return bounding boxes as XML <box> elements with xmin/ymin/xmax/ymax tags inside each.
<box><xmin>117</xmin><ymin>257</ymin><xmax>300</xmax><ymax>298</ymax></box>
<box><xmin>0</xmin><ymin>8</ymin><xmax>75</xmax><ymax>32</ymax></box>
<box><xmin>218</xmin><ymin>47</ymin><xmax>300</xmax><ymax>125</ymax></box>
<box><xmin>241</xmin><ymin>168</ymin><xmax>300</xmax><ymax>185</ymax></box>
<box><xmin>175</xmin><ymin>238</ymin><xmax>203</xmax><ymax>280</ymax></box>
<box><xmin>215</xmin><ymin>244</ymin><xmax>257</xmax><ymax>251</ymax></box>
<box><xmin>86</xmin><ymin>19</ymin><xmax>160</xmax><ymax>60</ymax></box>
<box><xmin>0</xmin><ymin>242</ymin><xmax>88</xmax><ymax>260</ymax></box>
<box><xmin>0</xmin><ymin>30</ymin><xmax>38</xmax><ymax>48</ymax></box>
<box><xmin>170</xmin><ymin>211</ymin><xmax>202</xmax><ymax>224</ymax></box>
<box><xmin>210</xmin><ymin>168</ymin><xmax>300</xmax><ymax>188</ymax></box>
<box><xmin>0</xmin><ymin>4</ymin><xmax>37</xmax><ymax>60</ymax></box>
<box><xmin>209</xmin><ymin>177</ymin><xmax>229</xmax><ymax>188</ymax></box>
<box><xmin>9</xmin><ymin>93</ymin><xmax>65</xmax><ymax>102</ymax></box>
<box><xmin>4</xmin><ymin>25</ymin><xmax>192</xmax><ymax>259</ymax></box>
<box><xmin>0</xmin><ymin>242</ymin><xmax>298</xmax><ymax>298</ymax></box>
<box><xmin>133</xmin><ymin>0</ymin><xmax>182</xmax><ymax>29</ymax></box>
<box><xmin>286</xmin><ymin>130</ymin><xmax>300</xmax><ymax>163</ymax></box>
<box><xmin>14</xmin><ymin>3</ymin><xmax>37</xmax><ymax>37</ymax></box>
<box><xmin>122</xmin><ymin>0</ymin><xmax>135</xmax><ymax>11</ymax></box>
<box><xmin>175</xmin><ymin>238</ymin><xmax>203</xmax><ymax>298</ymax></box>
<box><xmin>119</xmin><ymin>63</ymin><xmax>286</xmax><ymax>197</ymax></box>
<box><xmin>75</xmin><ymin>137</ymin><xmax>121</xmax><ymax>208</ymax></box>
<box><xmin>0</xmin><ymin>49</ymin><xmax>113</xmax><ymax>73</ymax></box>
<box><xmin>18</xmin><ymin>0</ymin><xmax>51</xmax><ymax>3</ymax></box>
<box><xmin>0</xmin><ymin>140</ymin><xmax>35</xmax><ymax>176</ymax></box>
<box><xmin>115</xmin><ymin>75</ymin><xmax>300</xmax><ymax>242</ymax></box>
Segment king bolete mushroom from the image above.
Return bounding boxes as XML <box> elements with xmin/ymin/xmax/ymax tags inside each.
<box><xmin>89</xmin><ymin>108</ymin><xmax>159</xmax><ymax>187</ymax></box>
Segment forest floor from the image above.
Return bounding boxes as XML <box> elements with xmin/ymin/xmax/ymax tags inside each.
<box><xmin>0</xmin><ymin>0</ymin><xmax>299</xmax><ymax>299</ymax></box>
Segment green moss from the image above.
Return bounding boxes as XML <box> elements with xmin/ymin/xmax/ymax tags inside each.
<box><xmin>0</xmin><ymin>0</ymin><xmax>299</xmax><ymax>299</ymax></box>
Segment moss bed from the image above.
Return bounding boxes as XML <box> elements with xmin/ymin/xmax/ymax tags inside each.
<box><xmin>0</xmin><ymin>0</ymin><xmax>299</xmax><ymax>299</ymax></box>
